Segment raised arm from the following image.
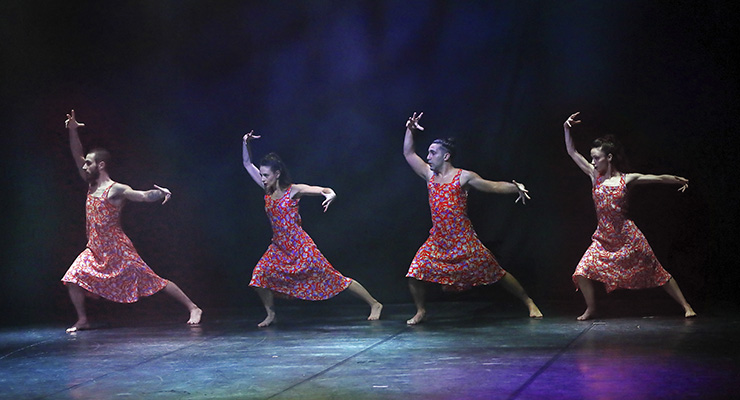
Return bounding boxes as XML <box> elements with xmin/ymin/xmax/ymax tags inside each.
<box><xmin>290</xmin><ymin>184</ymin><xmax>336</xmax><ymax>212</ymax></box>
<box><xmin>563</xmin><ymin>112</ymin><xmax>595</xmax><ymax>179</ymax></box>
<box><xmin>66</xmin><ymin>110</ymin><xmax>87</xmax><ymax>180</ymax></box>
<box><xmin>461</xmin><ymin>170</ymin><xmax>531</xmax><ymax>204</ymax></box>
<box><xmin>403</xmin><ymin>112</ymin><xmax>432</xmax><ymax>181</ymax></box>
<box><xmin>625</xmin><ymin>173</ymin><xmax>689</xmax><ymax>192</ymax></box>
<box><xmin>242</xmin><ymin>130</ymin><xmax>264</xmax><ymax>189</ymax></box>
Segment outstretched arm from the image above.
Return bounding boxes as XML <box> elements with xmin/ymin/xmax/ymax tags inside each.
<box><xmin>461</xmin><ymin>171</ymin><xmax>531</xmax><ymax>204</ymax></box>
<box><xmin>66</xmin><ymin>110</ymin><xmax>87</xmax><ymax>181</ymax></box>
<box><xmin>563</xmin><ymin>112</ymin><xmax>595</xmax><ymax>180</ymax></box>
<box><xmin>625</xmin><ymin>173</ymin><xmax>689</xmax><ymax>192</ymax></box>
<box><xmin>290</xmin><ymin>184</ymin><xmax>336</xmax><ymax>212</ymax></box>
<box><xmin>403</xmin><ymin>112</ymin><xmax>432</xmax><ymax>181</ymax></box>
<box><xmin>109</xmin><ymin>183</ymin><xmax>172</xmax><ymax>206</ymax></box>
<box><xmin>242</xmin><ymin>130</ymin><xmax>264</xmax><ymax>189</ymax></box>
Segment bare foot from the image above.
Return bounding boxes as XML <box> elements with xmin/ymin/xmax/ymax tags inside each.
<box><xmin>188</xmin><ymin>307</ymin><xmax>202</xmax><ymax>325</ymax></box>
<box><xmin>527</xmin><ymin>300</ymin><xmax>543</xmax><ymax>318</ymax></box>
<box><xmin>258</xmin><ymin>311</ymin><xmax>276</xmax><ymax>328</ymax></box>
<box><xmin>577</xmin><ymin>308</ymin><xmax>596</xmax><ymax>321</ymax></box>
<box><xmin>368</xmin><ymin>302</ymin><xmax>383</xmax><ymax>321</ymax></box>
<box><xmin>406</xmin><ymin>310</ymin><xmax>426</xmax><ymax>325</ymax></box>
<box><xmin>66</xmin><ymin>320</ymin><xmax>91</xmax><ymax>333</ymax></box>
<box><xmin>685</xmin><ymin>308</ymin><xmax>697</xmax><ymax>318</ymax></box>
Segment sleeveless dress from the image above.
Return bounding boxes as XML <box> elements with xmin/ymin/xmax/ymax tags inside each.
<box><xmin>406</xmin><ymin>169</ymin><xmax>507</xmax><ymax>291</ymax></box>
<box><xmin>62</xmin><ymin>183</ymin><xmax>168</xmax><ymax>303</ymax></box>
<box><xmin>573</xmin><ymin>174</ymin><xmax>672</xmax><ymax>292</ymax></box>
<box><xmin>249</xmin><ymin>186</ymin><xmax>352</xmax><ymax>300</ymax></box>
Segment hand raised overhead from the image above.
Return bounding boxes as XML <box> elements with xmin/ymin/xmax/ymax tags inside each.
<box><xmin>65</xmin><ymin>110</ymin><xmax>85</xmax><ymax>129</ymax></box>
<box><xmin>406</xmin><ymin>112</ymin><xmax>425</xmax><ymax>131</ymax></box>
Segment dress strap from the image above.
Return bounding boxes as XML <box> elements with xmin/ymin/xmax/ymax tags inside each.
<box><xmin>102</xmin><ymin>182</ymin><xmax>116</xmax><ymax>198</ymax></box>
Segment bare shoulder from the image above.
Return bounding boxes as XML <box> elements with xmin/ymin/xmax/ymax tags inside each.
<box><xmin>107</xmin><ymin>182</ymin><xmax>130</xmax><ymax>198</ymax></box>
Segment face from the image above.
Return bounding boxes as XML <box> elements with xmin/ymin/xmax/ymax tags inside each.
<box><xmin>259</xmin><ymin>165</ymin><xmax>281</xmax><ymax>191</ymax></box>
<box><xmin>82</xmin><ymin>153</ymin><xmax>101</xmax><ymax>183</ymax></box>
<box><xmin>589</xmin><ymin>147</ymin><xmax>612</xmax><ymax>174</ymax></box>
<box><xmin>426</xmin><ymin>143</ymin><xmax>450</xmax><ymax>172</ymax></box>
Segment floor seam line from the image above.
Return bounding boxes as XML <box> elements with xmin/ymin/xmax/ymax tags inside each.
<box><xmin>506</xmin><ymin>322</ymin><xmax>596</xmax><ymax>400</ymax></box>
<box><xmin>37</xmin><ymin>328</ymin><xmax>231</xmax><ymax>400</ymax></box>
<box><xmin>265</xmin><ymin>327</ymin><xmax>409</xmax><ymax>399</ymax></box>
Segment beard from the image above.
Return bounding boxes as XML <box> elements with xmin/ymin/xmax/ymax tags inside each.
<box><xmin>85</xmin><ymin>169</ymin><xmax>100</xmax><ymax>183</ymax></box>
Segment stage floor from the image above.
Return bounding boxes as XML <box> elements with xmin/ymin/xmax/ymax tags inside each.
<box><xmin>1</xmin><ymin>301</ymin><xmax>739</xmax><ymax>400</ymax></box>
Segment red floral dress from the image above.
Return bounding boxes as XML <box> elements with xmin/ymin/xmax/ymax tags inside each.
<box><xmin>62</xmin><ymin>183</ymin><xmax>168</xmax><ymax>303</ymax></box>
<box><xmin>406</xmin><ymin>169</ymin><xmax>507</xmax><ymax>291</ymax></box>
<box><xmin>573</xmin><ymin>174</ymin><xmax>672</xmax><ymax>292</ymax></box>
<box><xmin>249</xmin><ymin>186</ymin><xmax>352</xmax><ymax>300</ymax></box>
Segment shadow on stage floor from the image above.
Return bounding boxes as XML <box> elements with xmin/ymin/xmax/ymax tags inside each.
<box><xmin>2</xmin><ymin>300</ymin><xmax>739</xmax><ymax>400</ymax></box>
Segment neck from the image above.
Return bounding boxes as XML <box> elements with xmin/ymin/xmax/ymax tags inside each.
<box><xmin>433</xmin><ymin>163</ymin><xmax>454</xmax><ymax>177</ymax></box>
<box><xmin>90</xmin><ymin>174</ymin><xmax>112</xmax><ymax>189</ymax></box>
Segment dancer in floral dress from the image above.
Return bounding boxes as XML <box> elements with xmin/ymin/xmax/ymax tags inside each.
<box><xmin>563</xmin><ymin>112</ymin><xmax>696</xmax><ymax>320</ymax></box>
<box><xmin>242</xmin><ymin>131</ymin><xmax>382</xmax><ymax>327</ymax></box>
<box><xmin>62</xmin><ymin>110</ymin><xmax>201</xmax><ymax>332</ymax></box>
<box><xmin>403</xmin><ymin>112</ymin><xmax>542</xmax><ymax>325</ymax></box>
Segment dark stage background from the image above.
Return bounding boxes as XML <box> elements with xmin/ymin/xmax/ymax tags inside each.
<box><xmin>2</xmin><ymin>1</ymin><xmax>738</xmax><ymax>327</ymax></box>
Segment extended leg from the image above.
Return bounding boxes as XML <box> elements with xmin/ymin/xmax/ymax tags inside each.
<box><xmin>66</xmin><ymin>283</ymin><xmax>91</xmax><ymax>332</ymax></box>
<box><xmin>662</xmin><ymin>278</ymin><xmax>697</xmax><ymax>318</ymax></box>
<box><xmin>496</xmin><ymin>272</ymin><xmax>543</xmax><ymax>318</ymax></box>
<box><xmin>344</xmin><ymin>280</ymin><xmax>383</xmax><ymax>320</ymax></box>
<box><xmin>162</xmin><ymin>281</ymin><xmax>202</xmax><ymax>324</ymax></box>
<box><xmin>407</xmin><ymin>278</ymin><xmax>427</xmax><ymax>325</ymax></box>
<box><xmin>576</xmin><ymin>275</ymin><xmax>597</xmax><ymax>320</ymax></box>
<box><xmin>253</xmin><ymin>287</ymin><xmax>276</xmax><ymax>327</ymax></box>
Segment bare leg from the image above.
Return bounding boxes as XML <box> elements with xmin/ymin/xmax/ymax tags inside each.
<box><xmin>407</xmin><ymin>278</ymin><xmax>427</xmax><ymax>325</ymax></box>
<box><xmin>253</xmin><ymin>287</ymin><xmax>276</xmax><ymax>327</ymax></box>
<box><xmin>496</xmin><ymin>272</ymin><xmax>543</xmax><ymax>318</ymax></box>
<box><xmin>66</xmin><ymin>283</ymin><xmax>91</xmax><ymax>332</ymax></box>
<box><xmin>162</xmin><ymin>281</ymin><xmax>202</xmax><ymax>324</ymax></box>
<box><xmin>576</xmin><ymin>275</ymin><xmax>597</xmax><ymax>321</ymax></box>
<box><xmin>662</xmin><ymin>278</ymin><xmax>697</xmax><ymax>318</ymax></box>
<box><xmin>344</xmin><ymin>280</ymin><xmax>383</xmax><ymax>320</ymax></box>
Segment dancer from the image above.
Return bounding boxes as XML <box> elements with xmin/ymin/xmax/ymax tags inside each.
<box><xmin>563</xmin><ymin>112</ymin><xmax>696</xmax><ymax>320</ymax></box>
<box><xmin>62</xmin><ymin>110</ymin><xmax>202</xmax><ymax>333</ymax></box>
<box><xmin>242</xmin><ymin>131</ymin><xmax>382</xmax><ymax>327</ymax></box>
<box><xmin>403</xmin><ymin>112</ymin><xmax>542</xmax><ymax>325</ymax></box>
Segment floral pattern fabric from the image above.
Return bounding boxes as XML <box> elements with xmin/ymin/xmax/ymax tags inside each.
<box><xmin>407</xmin><ymin>169</ymin><xmax>507</xmax><ymax>291</ymax></box>
<box><xmin>62</xmin><ymin>183</ymin><xmax>168</xmax><ymax>303</ymax></box>
<box><xmin>573</xmin><ymin>174</ymin><xmax>672</xmax><ymax>292</ymax></box>
<box><xmin>249</xmin><ymin>186</ymin><xmax>352</xmax><ymax>300</ymax></box>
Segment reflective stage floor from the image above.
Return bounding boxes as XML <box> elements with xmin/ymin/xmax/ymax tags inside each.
<box><xmin>2</xmin><ymin>301</ymin><xmax>739</xmax><ymax>399</ymax></box>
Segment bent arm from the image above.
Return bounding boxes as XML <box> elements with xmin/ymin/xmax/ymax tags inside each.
<box><xmin>563</xmin><ymin>112</ymin><xmax>594</xmax><ymax>179</ymax></box>
<box><xmin>403</xmin><ymin>113</ymin><xmax>431</xmax><ymax>181</ymax></box>
<box><xmin>291</xmin><ymin>183</ymin><xmax>336</xmax><ymax>212</ymax></box>
<box><xmin>242</xmin><ymin>131</ymin><xmax>264</xmax><ymax>189</ymax></box>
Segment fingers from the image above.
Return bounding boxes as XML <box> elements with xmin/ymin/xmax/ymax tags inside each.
<box><xmin>565</xmin><ymin>111</ymin><xmax>581</xmax><ymax>128</ymax></box>
<box><xmin>153</xmin><ymin>184</ymin><xmax>172</xmax><ymax>204</ymax></box>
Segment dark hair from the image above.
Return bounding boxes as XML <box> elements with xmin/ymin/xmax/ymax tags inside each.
<box><xmin>432</xmin><ymin>137</ymin><xmax>457</xmax><ymax>161</ymax></box>
<box><xmin>259</xmin><ymin>152</ymin><xmax>293</xmax><ymax>188</ymax></box>
<box><xmin>592</xmin><ymin>135</ymin><xmax>628</xmax><ymax>171</ymax></box>
<box><xmin>88</xmin><ymin>148</ymin><xmax>111</xmax><ymax>166</ymax></box>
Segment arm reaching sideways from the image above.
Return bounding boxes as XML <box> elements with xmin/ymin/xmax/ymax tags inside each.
<box><xmin>461</xmin><ymin>170</ymin><xmax>531</xmax><ymax>204</ymax></box>
<box><xmin>107</xmin><ymin>183</ymin><xmax>172</xmax><ymax>207</ymax></box>
<box><xmin>290</xmin><ymin>184</ymin><xmax>336</xmax><ymax>212</ymax></box>
<box><xmin>625</xmin><ymin>173</ymin><xmax>689</xmax><ymax>192</ymax></box>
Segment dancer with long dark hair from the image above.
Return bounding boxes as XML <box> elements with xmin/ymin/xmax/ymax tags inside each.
<box><xmin>403</xmin><ymin>112</ymin><xmax>542</xmax><ymax>325</ymax></box>
<box><xmin>563</xmin><ymin>112</ymin><xmax>696</xmax><ymax>320</ymax></box>
<box><xmin>242</xmin><ymin>131</ymin><xmax>382</xmax><ymax>327</ymax></box>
